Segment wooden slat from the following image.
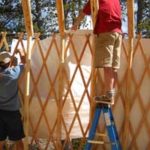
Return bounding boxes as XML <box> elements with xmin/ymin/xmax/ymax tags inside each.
<box><xmin>56</xmin><ymin>0</ymin><xmax>65</xmax><ymax>37</ymax></box>
<box><xmin>56</xmin><ymin>2</ymin><xmax>66</xmax><ymax>149</ymax></box>
<box><xmin>123</xmin><ymin>0</ymin><xmax>135</xmax><ymax>149</ymax></box>
<box><xmin>21</xmin><ymin>1</ymin><xmax>33</xmax><ymax>149</ymax></box>
<box><xmin>89</xmin><ymin>0</ymin><xmax>99</xmax><ymax>129</ymax></box>
<box><xmin>21</xmin><ymin>0</ymin><xmax>33</xmax><ymax>36</ymax></box>
<box><xmin>24</xmin><ymin>36</ymin><xmax>33</xmax><ymax>150</ymax></box>
<box><xmin>0</xmin><ymin>32</ymin><xmax>9</xmax><ymax>51</ymax></box>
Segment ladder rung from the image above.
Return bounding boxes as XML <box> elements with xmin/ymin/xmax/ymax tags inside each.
<box><xmin>88</xmin><ymin>140</ymin><xmax>116</xmax><ymax>145</ymax></box>
<box><xmin>95</xmin><ymin>133</ymin><xmax>107</xmax><ymax>137</ymax></box>
<box><xmin>87</xmin><ymin>140</ymin><xmax>105</xmax><ymax>145</ymax></box>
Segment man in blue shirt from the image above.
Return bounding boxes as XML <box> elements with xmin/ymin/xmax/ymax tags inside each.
<box><xmin>0</xmin><ymin>50</ymin><xmax>26</xmax><ymax>150</ymax></box>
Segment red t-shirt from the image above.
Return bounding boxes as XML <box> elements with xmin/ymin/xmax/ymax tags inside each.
<box><xmin>83</xmin><ymin>0</ymin><xmax>122</xmax><ymax>34</ymax></box>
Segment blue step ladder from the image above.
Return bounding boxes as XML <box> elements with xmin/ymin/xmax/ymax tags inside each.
<box><xmin>85</xmin><ymin>100</ymin><xmax>122</xmax><ymax>150</ymax></box>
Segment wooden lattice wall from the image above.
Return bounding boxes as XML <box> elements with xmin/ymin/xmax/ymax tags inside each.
<box><xmin>0</xmin><ymin>32</ymin><xmax>150</xmax><ymax>150</ymax></box>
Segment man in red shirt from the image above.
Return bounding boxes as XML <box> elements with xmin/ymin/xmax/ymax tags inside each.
<box><xmin>71</xmin><ymin>0</ymin><xmax>122</xmax><ymax>104</ymax></box>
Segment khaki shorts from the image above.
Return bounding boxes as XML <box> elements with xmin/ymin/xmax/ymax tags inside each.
<box><xmin>94</xmin><ymin>32</ymin><xmax>122</xmax><ymax>69</ymax></box>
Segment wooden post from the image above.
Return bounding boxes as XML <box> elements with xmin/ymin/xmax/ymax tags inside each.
<box><xmin>21</xmin><ymin>0</ymin><xmax>33</xmax><ymax>37</ymax></box>
<box><xmin>56</xmin><ymin>0</ymin><xmax>65</xmax><ymax>149</ymax></box>
<box><xmin>123</xmin><ymin>0</ymin><xmax>135</xmax><ymax>149</ymax></box>
<box><xmin>89</xmin><ymin>0</ymin><xmax>99</xmax><ymax>123</ymax></box>
<box><xmin>21</xmin><ymin>0</ymin><xmax>34</xmax><ymax>149</ymax></box>
<box><xmin>56</xmin><ymin>0</ymin><xmax>65</xmax><ymax>38</ymax></box>
<box><xmin>24</xmin><ymin>36</ymin><xmax>32</xmax><ymax>150</ymax></box>
<box><xmin>90</xmin><ymin>0</ymin><xmax>99</xmax><ymax>27</ymax></box>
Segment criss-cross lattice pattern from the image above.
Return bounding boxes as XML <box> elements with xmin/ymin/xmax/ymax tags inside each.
<box><xmin>0</xmin><ymin>32</ymin><xmax>150</xmax><ymax>150</ymax></box>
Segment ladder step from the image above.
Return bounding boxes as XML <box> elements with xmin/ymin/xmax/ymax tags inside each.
<box><xmin>87</xmin><ymin>140</ymin><xmax>105</xmax><ymax>145</ymax></box>
<box><xmin>95</xmin><ymin>133</ymin><xmax>107</xmax><ymax>137</ymax></box>
<box><xmin>88</xmin><ymin>140</ymin><xmax>116</xmax><ymax>145</ymax></box>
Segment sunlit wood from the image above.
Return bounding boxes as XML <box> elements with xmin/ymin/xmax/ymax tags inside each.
<box><xmin>123</xmin><ymin>0</ymin><xmax>135</xmax><ymax>149</ymax></box>
<box><xmin>21</xmin><ymin>0</ymin><xmax>33</xmax><ymax>36</ymax></box>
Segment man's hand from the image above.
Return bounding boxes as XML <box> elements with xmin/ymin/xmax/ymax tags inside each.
<box><xmin>71</xmin><ymin>10</ymin><xmax>85</xmax><ymax>31</ymax></box>
<box><xmin>16</xmin><ymin>49</ymin><xmax>26</xmax><ymax>64</ymax></box>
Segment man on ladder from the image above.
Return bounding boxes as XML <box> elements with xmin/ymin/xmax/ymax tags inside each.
<box><xmin>71</xmin><ymin>0</ymin><xmax>122</xmax><ymax>149</ymax></box>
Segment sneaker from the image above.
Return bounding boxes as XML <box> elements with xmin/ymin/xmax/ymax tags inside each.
<box><xmin>106</xmin><ymin>89</ymin><xmax>116</xmax><ymax>99</ymax></box>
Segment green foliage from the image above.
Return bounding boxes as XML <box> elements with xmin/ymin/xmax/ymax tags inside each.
<box><xmin>0</xmin><ymin>0</ymin><xmax>24</xmax><ymax>33</ymax></box>
<box><xmin>0</xmin><ymin>0</ymin><xmax>150</xmax><ymax>37</ymax></box>
<box><xmin>72</xmin><ymin>138</ymin><xmax>86</xmax><ymax>150</ymax></box>
<box><xmin>138</xmin><ymin>19</ymin><xmax>150</xmax><ymax>37</ymax></box>
<box><xmin>63</xmin><ymin>0</ymin><xmax>88</xmax><ymax>29</ymax></box>
<box><xmin>136</xmin><ymin>0</ymin><xmax>150</xmax><ymax>37</ymax></box>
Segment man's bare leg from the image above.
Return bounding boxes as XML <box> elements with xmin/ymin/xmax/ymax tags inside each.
<box><xmin>0</xmin><ymin>141</ymin><xmax>5</xmax><ymax>150</ymax></box>
<box><xmin>104</xmin><ymin>67</ymin><xmax>115</xmax><ymax>91</ymax></box>
<box><xmin>16</xmin><ymin>140</ymin><xmax>24</xmax><ymax>150</ymax></box>
<box><xmin>102</xmin><ymin>67</ymin><xmax>118</xmax><ymax>104</ymax></box>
